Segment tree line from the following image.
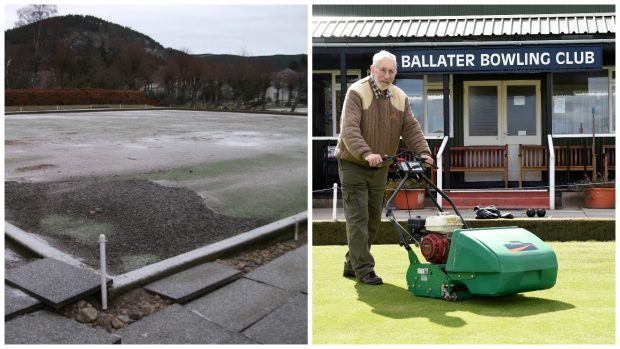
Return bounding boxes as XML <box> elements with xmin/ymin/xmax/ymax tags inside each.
<box><xmin>5</xmin><ymin>6</ymin><xmax>307</xmax><ymax>110</ymax></box>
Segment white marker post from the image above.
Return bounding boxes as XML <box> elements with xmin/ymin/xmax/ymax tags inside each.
<box><xmin>294</xmin><ymin>219</ymin><xmax>299</xmax><ymax>241</ymax></box>
<box><xmin>99</xmin><ymin>234</ymin><xmax>107</xmax><ymax>310</ymax></box>
<box><xmin>332</xmin><ymin>183</ymin><xmax>338</xmax><ymax>221</ymax></box>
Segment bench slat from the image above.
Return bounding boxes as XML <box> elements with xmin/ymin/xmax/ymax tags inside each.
<box><xmin>433</xmin><ymin>145</ymin><xmax>508</xmax><ymax>188</ymax></box>
<box><xmin>519</xmin><ymin>144</ymin><xmax>597</xmax><ymax>187</ymax></box>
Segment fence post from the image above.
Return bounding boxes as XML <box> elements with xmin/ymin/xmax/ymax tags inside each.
<box><xmin>548</xmin><ymin>135</ymin><xmax>556</xmax><ymax>210</ymax></box>
<box><xmin>294</xmin><ymin>219</ymin><xmax>299</xmax><ymax>241</ymax></box>
<box><xmin>99</xmin><ymin>234</ymin><xmax>108</xmax><ymax>310</ymax></box>
<box><xmin>332</xmin><ymin>183</ymin><xmax>338</xmax><ymax>221</ymax></box>
<box><xmin>436</xmin><ymin>136</ymin><xmax>450</xmax><ymax>207</ymax></box>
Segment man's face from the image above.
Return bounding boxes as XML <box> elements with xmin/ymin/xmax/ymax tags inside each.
<box><xmin>370</xmin><ymin>57</ymin><xmax>396</xmax><ymax>91</ymax></box>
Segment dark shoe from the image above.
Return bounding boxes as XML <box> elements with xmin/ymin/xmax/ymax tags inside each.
<box><xmin>359</xmin><ymin>271</ymin><xmax>383</xmax><ymax>285</ymax></box>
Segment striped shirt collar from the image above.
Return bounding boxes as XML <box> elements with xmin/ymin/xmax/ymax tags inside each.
<box><xmin>369</xmin><ymin>77</ymin><xmax>392</xmax><ymax>100</ymax></box>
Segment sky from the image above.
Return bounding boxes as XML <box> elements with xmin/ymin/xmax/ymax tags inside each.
<box><xmin>3</xmin><ymin>4</ymin><xmax>308</xmax><ymax>56</ymax></box>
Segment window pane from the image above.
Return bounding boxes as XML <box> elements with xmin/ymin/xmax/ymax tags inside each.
<box><xmin>427</xmin><ymin>89</ymin><xmax>444</xmax><ymax>134</ymax></box>
<box><xmin>506</xmin><ymin>85</ymin><xmax>536</xmax><ymax>136</ymax></box>
<box><xmin>396</xmin><ymin>77</ymin><xmax>425</xmax><ymax>130</ymax></box>
<box><xmin>552</xmin><ymin>71</ymin><xmax>609</xmax><ymax>134</ymax></box>
<box><xmin>468</xmin><ymin>86</ymin><xmax>498</xmax><ymax>136</ymax></box>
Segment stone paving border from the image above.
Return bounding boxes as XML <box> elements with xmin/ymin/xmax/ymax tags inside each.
<box><xmin>5</xmin><ymin>285</ymin><xmax>43</xmax><ymax>320</ymax></box>
<box><xmin>5</xmin><ymin>311</ymin><xmax>121</xmax><ymax>344</ymax></box>
<box><xmin>116</xmin><ymin>304</ymin><xmax>254</xmax><ymax>344</ymax></box>
<box><xmin>242</xmin><ymin>293</ymin><xmax>308</xmax><ymax>344</ymax></box>
<box><xmin>4</xmin><ymin>245</ymin><xmax>309</xmax><ymax>344</ymax></box>
<box><xmin>187</xmin><ymin>278</ymin><xmax>292</xmax><ymax>333</ymax></box>
<box><xmin>144</xmin><ymin>262</ymin><xmax>242</xmax><ymax>303</ymax></box>
<box><xmin>6</xmin><ymin>258</ymin><xmax>111</xmax><ymax>309</ymax></box>
<box><xmin>246</xmin><ymin>246</ymin><xmax>308</xmax><ymax>294</ymax></box>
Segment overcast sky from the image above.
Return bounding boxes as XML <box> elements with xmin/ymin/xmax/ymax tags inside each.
<box><xmin>4</xmin><ymin>4</ymin><xmax>307</xmax><ymax>56</ymax></box>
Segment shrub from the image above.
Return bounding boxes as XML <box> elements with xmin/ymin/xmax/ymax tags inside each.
<box><xmin>5</xmin><ymin>88</ymin><xmax>156</xmax><ymax>106</ymax></box>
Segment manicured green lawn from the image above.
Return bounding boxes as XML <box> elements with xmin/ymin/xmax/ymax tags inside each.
<box><xmin>312</xmin><ymin>242</ymin><xmax>615</xmax><ymax>344</ymax></box>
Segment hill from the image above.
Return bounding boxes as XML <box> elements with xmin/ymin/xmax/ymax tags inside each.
<box><xmin>5</xmin><ymin>14</ymin><xmax>307</xmax><ymax>107</ymax></box>
<box><xmin>5</xmin><ymin>14</ymin><xmax>167</xmax><ymax>58</ymax></box>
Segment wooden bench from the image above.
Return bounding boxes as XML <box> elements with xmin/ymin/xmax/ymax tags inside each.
<box><xmin>431</xmin><ymin>145</ymin><xmax>509</xmax><ymax>188</ymax></box>
<box><xmin>519</xmin><ymin>145</ymin><xmax>548</xmax><ymax>188</ymax></box>
<box><xmin>518</xmin><ymin>144</ymin><xmax>594</xmax><ymax>187</ymax></box>
<box><xmin>603</xmin><ymin>144</ymin><xmax>615</xmax><ymax>180</ymax></box>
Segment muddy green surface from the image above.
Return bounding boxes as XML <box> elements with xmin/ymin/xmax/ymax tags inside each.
<box><xmin>5</xmin><ymin>110</ymin><xmax>307</xmax><ymax>220</ymax></box>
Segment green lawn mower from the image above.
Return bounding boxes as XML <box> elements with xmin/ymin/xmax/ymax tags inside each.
<box><xmin>385</xmin><ymin>155</ymin><xmax>558</xmax><ymax>301</ymax></box>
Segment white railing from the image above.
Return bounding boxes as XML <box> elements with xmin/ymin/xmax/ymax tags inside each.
<box><xmin>436</xmin><ymin>136</ymin><xmax>450</xmax><ymax>207</ymax></box>
<box><xmin>548</xmin><ymin>135</ymin><xmax>556</xmax><ymax>210</ymax></box>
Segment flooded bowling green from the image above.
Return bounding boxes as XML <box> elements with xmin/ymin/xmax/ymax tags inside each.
<box><xmin>5</xmin><ymin>109</ymin><xmax>307</xmax><ymax>272</ymax></box>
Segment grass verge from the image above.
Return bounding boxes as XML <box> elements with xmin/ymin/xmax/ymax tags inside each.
<box><xmin>312</xmin><ymin>242</ymin><xmax>614</xmax><ymax>344</ymax></box>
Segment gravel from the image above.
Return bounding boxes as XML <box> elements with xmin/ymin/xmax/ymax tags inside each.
<box><xmin>5</xmin><ymin>178</ymin><xmax>307</xmax><ymax>333</ymax></box>
<box><xmin>5</xmin><ymin>179</ymin><xmax>268</xmax><ymax>274</ymax></box>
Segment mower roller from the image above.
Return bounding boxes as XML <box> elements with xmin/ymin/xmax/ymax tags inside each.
<box><xmin>385</xmin><ymin>155</ymin><xmax>558</xmax><ymax>301</ymax></box>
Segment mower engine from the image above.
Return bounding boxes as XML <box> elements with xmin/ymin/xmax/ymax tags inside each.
<box><xmin>420</xmin><ymin>234</ymin><xmax>450</xmax><ymax>264</ymax></box>
<box><xmin>408</xmin><ymin>213</ymin><xmax>463</xmax><ymax>264</ymax></box>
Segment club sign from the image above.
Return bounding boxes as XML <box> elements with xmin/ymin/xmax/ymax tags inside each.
<box><xmin>395</xmin><ymin>46</ymin><xmax>602</xmax><ymax>73</ymax></box>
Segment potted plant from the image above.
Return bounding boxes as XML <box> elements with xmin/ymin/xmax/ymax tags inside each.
<box><xmin>574</xmin><ymin>174</ymin><xmax>615</xmax><ymax>209</ymax></box>
<box><xmin>385</xmin><ymin>177</ymin><xmax>429</xmax><ymax>210</ymax></box>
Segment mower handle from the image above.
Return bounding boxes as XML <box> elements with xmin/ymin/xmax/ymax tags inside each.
<box><xmin>382</xmin><ymin>153</ymin><xmax>438</xmax><ymax>170</ymax></box>
<box><xmin>384</xmin><ymin>152</ymin><xmax>469</xmax><ymax>229</ymax></box>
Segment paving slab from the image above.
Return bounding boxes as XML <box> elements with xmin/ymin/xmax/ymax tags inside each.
<box><xmin>187</xmin><ymin>278</ymin><xmax>291</xmax><ymax>332</ymax></box>
<box><xmin>144</xmin><ymin>261</ymin><xmax>242</xmax><ymax>303</ymax></box>
<box><xmin>5</xmin><ymin>285</ymin><xmax>43</xmax><ymax>320</ymax></box>
<box><xmin>116</xmin><ymin>304</ymin><xmax>254</xmax><ymax>344</ymax></box>
<box><xmin>5</xmin><ymin>311</ymin><xmax>121</xmax><ymax>344</ymax></box>
<box><xmin>5</xmin><ymin>257</ymin><xmax>111</xmax><ymax>309</ymax></box>
<box><xmin>245</xmin><ymin>247</ymin><xmax>307</xmax><ymax>293</ymax></box>
<box><xmin>242</xmin><ymin>293</ymin><xmax>308</xmax><ymax>344</ymax></box>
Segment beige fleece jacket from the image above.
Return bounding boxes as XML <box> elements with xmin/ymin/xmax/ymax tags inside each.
<box><xmin>335</xmin><ymin>76</ymin><xmax>431</xmax><ymax>167</ymax></box>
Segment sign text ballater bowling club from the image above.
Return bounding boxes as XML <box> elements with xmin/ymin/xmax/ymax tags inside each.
<box><xmin>395</xmin><ymin>46</ymin><xmax>602</xmax><ymax>73</ymax></box>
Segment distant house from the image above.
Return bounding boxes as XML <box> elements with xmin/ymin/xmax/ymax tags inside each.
<box><xmin>266</xmin><ymin>68</ymin><xmax>300</xmax><ymax>105</ymax></box>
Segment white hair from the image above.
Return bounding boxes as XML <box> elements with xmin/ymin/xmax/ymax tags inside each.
<box><xmin>372</xmin><ymin>50</ymin><xmax>397</xmax><ymax>69</ymax></box>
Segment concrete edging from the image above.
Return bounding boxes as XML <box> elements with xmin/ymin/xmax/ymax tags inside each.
<box><xmin>5</xmin><ymin>222</ymin><xmax>90</xmax><ymax>269</ymax></box>
<box><xmin>5</xmin><ymin>107</ymin><xmax>306</xmax><ymax>117</ymax></box>
<box><xmin>110</xmin><ymin>211</ymin><xmax>307</xmax><ymax>296</ymax></box>
<box><xmin>5</xmin><ymin>212</ymin><xmax>307</xmax><ymax>297</ymax></box>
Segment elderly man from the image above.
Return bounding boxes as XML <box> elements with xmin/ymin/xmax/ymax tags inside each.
<box><xmin>335</xmin><ymin>50</ymin><xmax>434</xmax><ymax>285</ymax></box>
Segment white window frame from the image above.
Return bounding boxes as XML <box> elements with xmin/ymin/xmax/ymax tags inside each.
<box><xmin>423</xmin><ymin>74</ymin><xmax>453</xmax><ymax>139</ymax></box>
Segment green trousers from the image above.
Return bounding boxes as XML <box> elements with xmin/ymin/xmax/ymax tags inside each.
<box><xmin>338</xmin><ymin>159</ymin><xmax>388</xmax><ymax>278</ymax></box>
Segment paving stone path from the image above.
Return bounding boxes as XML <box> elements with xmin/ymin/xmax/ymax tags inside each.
<box><xmin>5</xmin><ymin>246</ymin><xmax>308</xmax><ymax>344</ymax></box>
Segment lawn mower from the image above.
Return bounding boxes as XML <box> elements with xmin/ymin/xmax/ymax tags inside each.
<box><xmin>384</xmin><ymin>155</ymin><xmax>558</xmax><ymax>301</ymax></box>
